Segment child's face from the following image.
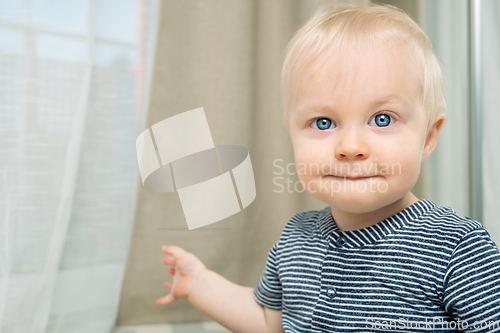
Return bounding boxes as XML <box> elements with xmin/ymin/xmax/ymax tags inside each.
<box><xmin>285</xmin><ymin>42</ymin><xmax>434</xmax><ymax>214</ymax></box>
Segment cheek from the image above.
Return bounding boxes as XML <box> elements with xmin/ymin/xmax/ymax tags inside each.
<box><xmin>293</xmin><ymin>138</ymin><xmax>333</xmax><ymax>175</ymax></box>
<box><xmin>382</xmin><ymin>139</ymin><xmax>423</xmax><ymax>179</ymax></box>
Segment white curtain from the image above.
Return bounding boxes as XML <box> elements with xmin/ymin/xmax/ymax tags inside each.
<box><xmin>424</xmin><ymin>0</ymin><xmax>471</xmax><ymax>218</ymax></box>
<box><xmin>425</xmin><ymin>0</ymin><xmax>500</xmax><ymax>247</ymax></box>
<box><xmin>0</xmin><ymin>1</ymin><xmax>159</xmax><ymax>332</ymax></box>
<box><xmin>482</xmin><ymin>0</ymin><xmax>500</xmax><ymax>247</ymax></box>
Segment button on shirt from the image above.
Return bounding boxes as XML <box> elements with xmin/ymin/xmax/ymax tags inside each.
<box><xmin>335</xmin><ymin>236</ymin><xmax>346</xmax><ymax>247</ymax></box>
<box><xmin>253</xmin><ymin>199</ymin><xmax>500</xmax><ymax>332</ymax></box>
<box><xmin>326</xmin><ymin>286</ymin><xmax>336</xmax><ymax>298</ymax></box>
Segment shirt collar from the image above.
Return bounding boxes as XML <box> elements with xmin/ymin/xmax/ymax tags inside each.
<box><xmin>317</xmin><ymin>198</ymin><xmax>437</xmax><ymax>248</ymax></box>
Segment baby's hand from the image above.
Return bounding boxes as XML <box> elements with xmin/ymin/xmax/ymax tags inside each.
<box><xmin>156</xmin><ymin>245</ymin><xmax>207</xmax><ymax>305</ymax></box>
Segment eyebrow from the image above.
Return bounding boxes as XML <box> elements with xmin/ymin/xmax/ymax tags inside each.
<box><xmin>370</xmin><ymin>94</ymin><xmax>411</xmax><ymax>106</ymax></box>
<box><xmin>296</xmin><ymin>94</ymin><xmax>411</xmax><ymax>115</ymax></box>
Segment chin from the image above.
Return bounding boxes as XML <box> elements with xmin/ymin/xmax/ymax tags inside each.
<box><xmin>315</xmin><ymin>189</ymin><xmax>408</xmax><ymax>215</ymax></box>
<box><xmin>332</xmin><ymin>196</ymin><xmax>385</xmax><ymax>214</ymax></box>
<box><xmin>311</xmin><ymin>190</ymin><xmax>373</xmax><ymax>212</ymax></box>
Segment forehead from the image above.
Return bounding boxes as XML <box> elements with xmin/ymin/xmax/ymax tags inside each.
<box><xmin>290</xmin><ymin>40</ymin><xmax>423</xmax><ymax>114</ymax></box>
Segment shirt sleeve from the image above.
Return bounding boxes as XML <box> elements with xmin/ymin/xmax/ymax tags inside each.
<box><xmin>253</xmin><ymin>241</ymin><xmax>282</xmax><ymax>310</ymax></box>
<box><xmin>443</xmin><ymin>227</ymin><xmax>500</xmax><ymax>332</ymax></box>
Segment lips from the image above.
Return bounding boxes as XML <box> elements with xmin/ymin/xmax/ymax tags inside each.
<box><xmin>326</xmin><ymin>175</ymin><xmax>379</xmax><ymax>180</ymax></box>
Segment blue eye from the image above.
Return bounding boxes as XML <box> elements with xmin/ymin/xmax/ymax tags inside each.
<box><xmin>370</xmin><ymin>114</ymin><xmax>394</xmax><ymax>127</ymax></box>
<box><xmin>311</xmin><ymin>118</ymin><xmax>335</xmax><ymax>130</ymax></box>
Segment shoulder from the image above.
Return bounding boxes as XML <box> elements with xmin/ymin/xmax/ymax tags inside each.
<box><xmin>274</xmin><ymin>207</ymin><xmax>327</xmax><ymax>247</ymax></box>
<box><xmin>283</xmin><ymin>207</ymin><xmax>326</xmax><ymax>233</ymax></box>
<box><xmin>406</xmin><ymin>199</ymin><xmax>498</xmax><ymax>258</ymax></box>
<box><xmin>412</xmin><ymin>199</ymin><xmax>485</xmax><ymax>240</ymax></box>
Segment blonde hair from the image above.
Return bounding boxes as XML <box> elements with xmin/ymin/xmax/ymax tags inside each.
<box><xmin>281</xmin><ymin>2</ymin><xmax>446</xmax><ymax>134</ymax></box>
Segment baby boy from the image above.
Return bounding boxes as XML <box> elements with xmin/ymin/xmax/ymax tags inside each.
<box><xmin>156</xmin><ymin>3</ymin><xmax>500</xmax><ymax>332</ymax></box>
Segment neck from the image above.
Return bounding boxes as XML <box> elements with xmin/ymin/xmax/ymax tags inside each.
<box><xmin>331</xmin><ymin>192</ymin><xmax>419</xmax><ymax>231</ymax></box>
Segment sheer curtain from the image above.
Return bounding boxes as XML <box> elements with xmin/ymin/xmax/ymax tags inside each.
<box><xmin>482</xmin><ymin>0</ymin><xmax>500</xmax><ymax>247</ymax></box>
<box><xmin>424</xmin><ymin>0</ymin><xmax>471</xmax><ymax>218</ymax></box>
<box><xmin>0</xmin><ymin>1</ymin><xmax>159</xmax><ymax>332</ymax></box>
<box><xmin>425</xmin><ymin>0</ymin><xmax>500</xmax><ymax>247</ymax></box>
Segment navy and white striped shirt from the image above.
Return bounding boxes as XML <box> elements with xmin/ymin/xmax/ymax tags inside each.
<box><xmin>253</xmin><ymin>199</ymin><xmax>500</xmax><ymax>332</ymax></box>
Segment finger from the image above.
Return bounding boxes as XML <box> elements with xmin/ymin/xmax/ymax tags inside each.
<box><xmin>169</xmin><ymin>267</ymin><xmax>175</xmax><ymax>276</ymax></box>
<box><xmin>164</xmin><ymin>280</ymin><xmax>173</xmax><ymax>289</ymax></box>
<box><xmin>156</xmin><ymin>293</ymin><xmax>175</xmax><ymax>305</ymax></box>
<box><xmin>162</xmin><ymin>245</ymin><xmax>189</xmax><ymax>259</ymax></box>
<box><xmin>163</xmin><ymin>257</ymin><xmax>176</xmax><ymax>266</ymax></box>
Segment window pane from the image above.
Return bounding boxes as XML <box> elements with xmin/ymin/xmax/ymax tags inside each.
<box><xmin>94</xmin><ymin>42</ymin><xmax>136</xmax><ymax>68</ymax></box>
<box><xmin>0</xmin><ymin>26</ymin><xmax>25</xmax><ymax>54</ymax></box>
<box><xmin>0</xmin><ymin>0</ymin><xmax>88</xmax><ymax>34</ymax></box>
<box><xmin>95</xmin><ymin>0</ymin><xmax>137</xmax><ymax>44</ymax></box>
<box><xmin>36</xmin><ymin>33</ymin><xmax>88</xmax><ymax>63</ymax></box>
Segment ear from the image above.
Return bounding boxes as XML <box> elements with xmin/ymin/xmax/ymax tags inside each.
<box><xmin>422</xmin><ymin>112</ymin><xmax>446</xmax><ymax>160</ymax></box>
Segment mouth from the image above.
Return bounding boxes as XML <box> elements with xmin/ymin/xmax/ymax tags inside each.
<box><xmin>325</xmin><ymin>175</ymin><xmax>381</xmax><ymax>180</ymax></box>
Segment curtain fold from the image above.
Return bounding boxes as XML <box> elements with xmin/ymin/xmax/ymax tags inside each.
<box><xmin>0</xmin><ymin>1</ymin><xmax>159</xmax><ymax>332</ymax></box>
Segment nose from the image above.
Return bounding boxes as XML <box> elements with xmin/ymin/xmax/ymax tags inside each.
<box><xmin>334</xmin><ymin>128</ymin><xmax>370</xmax><ymax>160</ymax></box>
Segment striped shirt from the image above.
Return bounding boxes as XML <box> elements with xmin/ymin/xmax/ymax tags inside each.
<box><xmin>253</xmin><ymin>199</ymin><xmax>500</xmax><ymax>332</ymax></box>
